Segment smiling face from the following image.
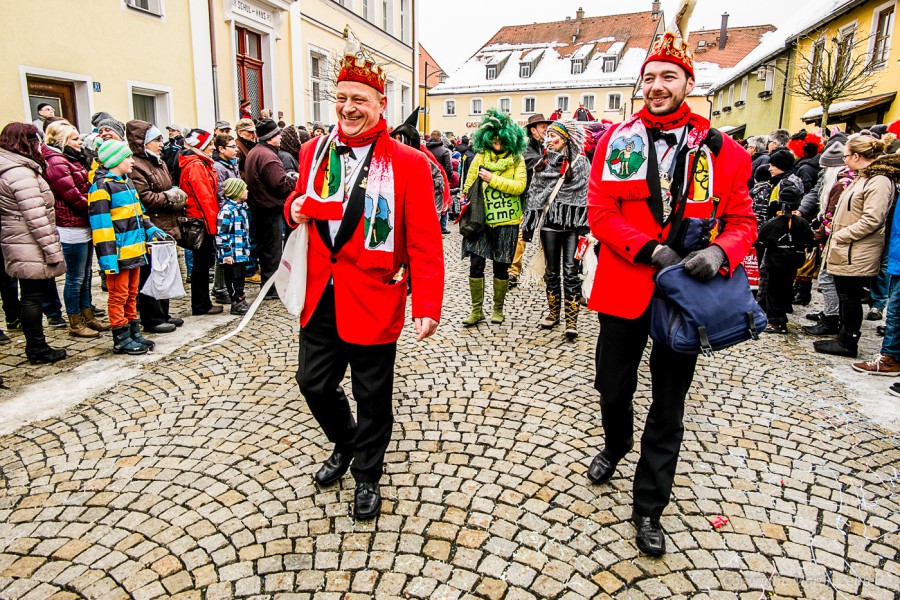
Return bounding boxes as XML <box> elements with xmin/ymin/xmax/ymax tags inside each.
<box><xmin>546</xmin><ymin>130</ymin><xmax>566</xmax><ymax>153</ymax></box>
<box><xmin>642</xmin><ymin>61</ymin><xmax>694</xmax><ymax>116</ymax></box>
<box><xmin>99</xmin><ymin>127</ymin><xmax>122</xmax><ymax>142</ymax></box>
<box><xmin>335</xmin><ymin>81</ymin><xmax>385</xmax><ymax>137</ymax></box>
<box><xmin>65</xmin><ymin>130</ymin><xmax>82</xmax><ymax>152</ymax></box>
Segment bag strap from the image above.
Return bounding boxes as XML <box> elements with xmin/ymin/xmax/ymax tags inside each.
<box><xmin>535</xmin><ymin>169</ymin><xmax>568</xmax><ymax>233</ymax></box>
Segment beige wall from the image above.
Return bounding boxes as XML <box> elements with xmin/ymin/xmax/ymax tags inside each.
<box><xmin>1</xmin><ymin>0</ymin><xmax>197</xmax><ymax>132</ymax></box>
<box><xmin>429</xmin><ymin>87</ymin><xmax>635</xmax><ymax>136</ymax></box>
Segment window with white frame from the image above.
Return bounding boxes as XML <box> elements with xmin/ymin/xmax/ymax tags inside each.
<box><xmin>310</xmin><ymin>50</ymin><xmax>327</xmax><ymax>122</ymax></box>
<box><xmin>499</xmin><ymin>97</ymin><xmax>511</xmax><ymax>113</ymax></box>
<box><xmin>765</xmin><ymin>64</ymin><xmax>775</xmax><ymax>92</ymax></box>
<box><xmin>716</xmin><ymin>91</ymin><xmax>723</xmax><ymax>111</ymax></box>
<box><xmin>871</xmin><ymin>4</ymin><xmax>895</xmax><ymax>68</ymax></box>
<box><xmin>382</xmin><ymin>0</ymin><xmax>392</xmax><ymax>33</ymax></box>
<box><xmin>385</xmin><ymin>79</ymin><xmax>395</xmax><ymax>125</ymax></box>
<box><xmin>129</xmin><ymin>84</ymin><xmax>171</xmax><ymax>127</ymax></box>
<box><xmin>362</xmin><ymin>0</ymin><xmax>371</xmax><ymax>21</ymax></box>
<box><xmin>727</xmin><ymin>84</ymin><xmax>735</xmax><ymax>107</ymax></box>
<box><xmin>602</xmin><ymin>56</ymin><xmax>617</xmax><ymax>72</ymax></box>
<box><xmin>520</xmin><ymin>63</ymin><xmax>532</xmax><ymax>78</ymax></box>
<box><xmin>571</xmin><ymin>58</ymin><xmax>584</xmax><ymax>75</ymax></box>
<box><xmin>556</xmin><ymin>95</ymin><xmax>569</xmax><ymax>112</ymax></box>
<box><xmin>582</xmin><ymin>94</ymin><xmax>595</xmax><ymax>111</ymax></box>
<box><xmin>445</xmin><ymin>100</ymin><xmax>456</xmax><ymax>116</ymax></box>
<box><xmin>125</xmin><ymin>0</ymin><xmax>163</xmax><ymax>16</ymax></box>
<box><xmin>607</xmin><ymin>93</ymin><xmax>621</xmax><ymax>111</ymax></box>
<box><xmin>471</xmin><ymin>98</ymin><xmax>483</xmax><ymax>115</ymax></box>
<box><xmin>399</xmin><ymin>0</ymin><xmax>409</xmax><ymax>43</ymax></box>
<box><xmin>486</xmin><ymin>65</ymin><xmax>497</xmax><ymax>80</ymax></box>
<box><xmin>740</xmin><ymin>76</ymin><xmax>749</xmax><ymax>103</ymax></box>
<box><xmin>836</xmin><ymin>24</ymin><xmax>856</xmax><ymax>78</ymax></box>
<box><xmin>523</xmin><ymin>96</ymin><xmax>536</xmax><ymax>113</ymax></box>
<box><xmin>756</xmin><ymin>66</ymin><xmax>767</xmax><ymax>81</ymax></box>
<box><xmin>400</xmin><ymin>83</ymin><xmax>410</xmax><ymax>120</ymax></box>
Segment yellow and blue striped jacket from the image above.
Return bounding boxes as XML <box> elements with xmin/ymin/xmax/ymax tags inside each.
<box><xmin>88</xmin><ymin>172</ymin><xmax>162</xmax><ymax>274</ymax></box>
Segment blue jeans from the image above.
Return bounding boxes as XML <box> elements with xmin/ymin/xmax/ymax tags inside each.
<box><xmin>41</xmin><ymin>279</ymin><xmax>63</xmax><ymax>318</ymax></box>
<box><xmin>440</xmin><ymin>211</ymin><xmax>449</xmax><ymax>232</ymax></box>
<box><xmin>881</xmin><ymin>274</ymin><xmax>900</xmax><ymax>359</ymax></box>
<box><xmin>61</xmin><ymin>242</ymin><xmax>94</xmax><ymax>315</ymax></box>
<box><xmin>185</xmin><ymin>249</ymin><xmax>194</xmax><ymax>274</ymax></box>
<box><xmin>870</xmin><ymin>246</ymin><xmax>890</xmax><ymax>310</ymax></box>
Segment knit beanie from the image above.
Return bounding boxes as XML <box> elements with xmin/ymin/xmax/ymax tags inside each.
<box><xmin>144</xmin><ymin>125</ymin><xmax>164</xmax><ymax>145</ymax></box>
<box><xmin>91</xmin><ymin>111</ymin><xmax>114</xmax><ymax>128</ymax></box>
<box><xmin>185</xmin><ymin>128</ymin><xmax>213</xmax><ymax>150</ymax></box>
<box><xmin>819</xmin><ymin>142</ymin><xmax>845</xmax><ymax>168</ymax></box>
<box><xmin>769</xmin><ymin>148</ymin><xmax>795</xmax><ymax>172</ymax></box>
<box><xmin>96</xmin><ymin>118</ymin><xmax>126</xmax><ymax>140</ymax></box>
<box><xmin>222</xmin><ymin>177</ymin><xmax>247</xmax><ymax>201</ymax></box>
<box><xmin>754</xmin><ymin>165</ymin><xmax>771</xmax><ymax>182</ymax></box>
<box><xmin>98</xmin><ymin>139</ymin><xmax>133</xmax><ymax>168</ymax></box>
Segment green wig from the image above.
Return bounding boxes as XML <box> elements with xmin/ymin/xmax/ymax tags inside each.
<box><xmin>471</xmin><ymin>108</ymin><xmax>527</xmax><ymax>156</ymax></box>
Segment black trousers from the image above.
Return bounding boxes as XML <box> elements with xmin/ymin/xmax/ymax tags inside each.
<box><xmin>250</xmin><ymin>205</ymin><xmax>284</xmax><ymax>285</ymax></box>
<box><xmin>540</xmin><ymin>227</ymin><xmax>580</xmax><ymax>298</ymax></box>
<box><xmin>190</xmin><ymin>235</ymin><xmax>216</xmax><ymax>314</ymax></box>
<box><xmin>223</xmin><ymin>263</ymin><xmax>246</xmax><ymax>302</ymax></box>
<box><xmin>295</xmin><ymin>285</ymin><xmax>397</xmax><ymax>483</ymax></box>
<box><xmin>763</xmin><ymin>259</ymin><xmax>796</xmax><ymax>326</ymax></box>
<box><xmin>138</xmin><ymin>261</ymin><xmax>170</xmax><ymax>327</ymax></box>
<box><xmin>19</xmin><ymin>278</ymin><xmax>53</xmax><ymax>353</ymax></box>
<box><xmin>833</xmin><ymin>275</ymin><xmax>866</xmax><ymax>335</ymax></box>
<box><xmin>595</xmin><ymin>308</ymin><xmax>698</xmax><ymax>518</ymax></box>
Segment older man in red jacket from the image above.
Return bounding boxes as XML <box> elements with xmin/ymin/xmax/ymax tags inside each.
<box><xmin>585</xmin><ymin>7</ymin><xmax>756</xmax><ymax>556</ymax></box>
<box><xmin>285</xmin><ymin>35</ymin><xmax>444</xmax><ymax>520</ymax></box>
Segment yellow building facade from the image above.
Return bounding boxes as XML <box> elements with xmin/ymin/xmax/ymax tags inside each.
<box><xmin>787</xmin><ymin>0</ymin><xmax>899</xmax><ymax>130</ymax></box>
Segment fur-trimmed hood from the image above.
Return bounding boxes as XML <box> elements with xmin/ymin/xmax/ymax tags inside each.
<box><xmin>862</xmin><ymin>153</ymin><xmax>900</xmax><ymax>183</ymax></box>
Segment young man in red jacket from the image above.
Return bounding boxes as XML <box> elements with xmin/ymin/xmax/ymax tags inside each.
<box><xmin>285</xmin><ymin>33</ymin><xmax>444</xmax><ymax>520</ymax></box>
<box><xmin>585</xmin><ymin>5</ymin><xmax>756</xmax><ymax>556</ymax></box>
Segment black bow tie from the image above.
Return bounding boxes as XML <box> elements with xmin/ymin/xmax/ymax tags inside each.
<box><xmin>334</xmin><ymin>146</ymin><xmax>356</xmax><ymax>159</ymax></box>
<box><xmin>650</xmin><ymin>130</ymin><xmax>678</xmax><ymax>147</ymax></box>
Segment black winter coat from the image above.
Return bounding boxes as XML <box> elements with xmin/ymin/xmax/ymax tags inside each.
<box><xmin>425</xmin><ymin>138</ymin><xmax>452</xmax><ymax>178</ymax></box>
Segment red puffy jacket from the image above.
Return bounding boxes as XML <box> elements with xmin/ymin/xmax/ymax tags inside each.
<box><xmin>42</xmin><ymin>144</ymin><xmax>89</xmax><ymax>228</ymax></box>
<box><xmin>179</xmin><ymin>150</ymin><xmax>219</xmax><ymax>234</ymax></box>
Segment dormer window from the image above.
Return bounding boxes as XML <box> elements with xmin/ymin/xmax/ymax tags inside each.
<box><xmin>571</xmin><ymin>58</ymin><xmax>584</xmax><ymax>75</ymax></box>
<box><xmin>602</xmin><ymin>56</ymin><xmax>617</xmax><ymax>72</ymax></box>
<box><xmin>520</xmin><ymin>63</ymin><xmax>531</xmax><ymax>78</ymax></box>
<box><xmin>486</xmin><ymin>65</ymin><xmax>497</xmax><ymax>80</ymax></box>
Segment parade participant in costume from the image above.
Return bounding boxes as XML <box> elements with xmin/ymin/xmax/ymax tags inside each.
<box><xmin>460</xmin><ymin>109</ymin><xmax>527</xmax><ymax>326</ymax></box>
<box><xmin>509</xmin><ymin>113</ymin><xmax>552</xmax><ymax>286</ymax></box>
<box><xmin>285</xmin><ymin>28</ymin><xmax>444</xmax><ymax>521</ymax></box>
<box><xmin>585</xmin><ymin>0</ymin><xmax>757</xmax><ymax>556</ymax></box>
<box><xmin>522</xmin><ymin>119</ymin><xmax>589</xmax><ymax>340</ymax></box>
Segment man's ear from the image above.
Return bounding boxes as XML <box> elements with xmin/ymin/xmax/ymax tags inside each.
<box><xmin>686</xmin><ymin>77</ymin><xmax>696</xmax><ymax>95</ymax></box>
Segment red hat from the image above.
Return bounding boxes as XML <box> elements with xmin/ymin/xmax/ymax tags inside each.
<box><xmin>641</xmin><ymin>0</ymin><xmax>697</xmax><ymax>79</ymax></box>
<box><xmin>337</xmin><ymin>26</ymin><xmax>386</xmax><ymax>94</ymax></box>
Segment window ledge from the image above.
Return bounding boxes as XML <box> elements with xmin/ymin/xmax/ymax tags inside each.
<box><xmin>126</xmin><ymin>3</ymin><xmax>162</xmax><ymax>17</ymax></box>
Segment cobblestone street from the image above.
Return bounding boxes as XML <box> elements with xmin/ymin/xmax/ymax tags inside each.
<box><xmin>0</xmin><ymin>234</ymin><xmax>898</xmax><ymax>599</ymax></box>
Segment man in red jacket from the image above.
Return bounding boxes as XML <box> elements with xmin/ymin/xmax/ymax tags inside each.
<box><xmin>285</xmin><ymin>32</ymin><xmax>444</xmax><ymax>520</ymax></box>
<box><xmin>585</xmin><ymin>8</ymin><xmax>756</xmax><ymax>556</ymax></box>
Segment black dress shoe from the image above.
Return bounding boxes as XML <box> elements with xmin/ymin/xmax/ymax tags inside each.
<box><xmin>354</xmin><ymin>482</ymin><xmax>381</xmax><ymax>520</ymax></box>
<box><xmin>144</xmin><ymin>322</ymin><xmax>177</xmax><ymax>334</ymax></box>
<box><xmin>633</xmin><ymin>513</ymin><xmax>666</xmax><ymax>556</ymax></box>
<box><xmin>314</xmin><ymin>451</ymin><xmax>352</xmax><ymax>486</ymax></box>
<box><xmin>167</xmin><ymin>317</ymin><xmax>184</xmax><ymax>327</ymax></box>
<box><xmin>587</xmin><ymin>451</ymin><xmax>618</xmax><ymax>484</ymax></box>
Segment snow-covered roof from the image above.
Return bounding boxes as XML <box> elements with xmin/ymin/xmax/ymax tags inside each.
<box><xmin>572</xmin><ymin>44</ymin><xmax>595</xmax><ymax>59</ymax></box>
<box><xmin>485</xmin><ymin>51</ymin><xmax>512</xmax><ymax>66</ymax></box>
<box><xmin>604</xmin><ymin>42</ymin><xmax>626</xmax><ymax>57</ymax></box>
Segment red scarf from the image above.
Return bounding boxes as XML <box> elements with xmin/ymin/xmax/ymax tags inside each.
<box><xmin>338</xmin><ymin>118</ymin><xmax>388</xmax><ymax>147</ymax></box>
<box><xmin>639</xmin><ymin>103</ymin><xmax>692</xmax><ymax>132</ymax></box>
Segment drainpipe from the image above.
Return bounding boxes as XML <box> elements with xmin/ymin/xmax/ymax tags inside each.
<box><xmin>707</xmin><ymin>94</ymin><xmax>714</xmax><ymax>121</ymax></box>
<box><xmin>778</xmin><ymin>54</ymin><xmax>790</xmax><ymax>129</ymax></box>
<box><xmin>208</xmin><ymin>0</ymin><xmax>220</xmax><ymax>122</ymax></box>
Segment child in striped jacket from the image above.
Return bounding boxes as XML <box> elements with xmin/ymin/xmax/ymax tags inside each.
<box><xmin>215</xmin><ymin>178</ymin><xmax>251</xmax><ymax>315</ymax></box>
<box><xmin>88</xmin><ymin>140</ymin><xmax>165</xmax><ymax>355</ymax></box>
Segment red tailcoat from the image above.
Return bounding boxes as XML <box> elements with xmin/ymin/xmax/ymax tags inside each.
<box><xmin>587</xmin><ymin>127</ymin><xmax>757</xmax><ymax>319</ymax></box>
<box><xmin>286</xmin><ymin>137</ymin><xmax>445</xmax><ymax>345</ymax></box>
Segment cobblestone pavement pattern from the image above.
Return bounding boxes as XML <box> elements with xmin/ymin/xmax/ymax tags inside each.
<box><xmin>0</xmin><ymin>233</ymin><xmax>898</xmax><ymax>600</ymax></box>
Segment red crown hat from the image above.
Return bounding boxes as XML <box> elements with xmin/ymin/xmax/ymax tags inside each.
<box><xmin>337</xmin><ymin>26</ymin><xmax>386</xmax><ymax>94</ymax></box>
<box><xmin>641</xmin><ymin>0</ymin><xmax>697</xmax><ymax>78</ymax></box>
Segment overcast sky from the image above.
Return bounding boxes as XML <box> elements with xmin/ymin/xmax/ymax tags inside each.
<box><xmin>419</xmin><ymin>0</ymin><xmax>811</xmax><ymax>74</ymax></box>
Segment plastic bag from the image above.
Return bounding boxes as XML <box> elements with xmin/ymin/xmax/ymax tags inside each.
<box><xmin>140</xmin><ymin>241</ymin><xmax>185</xmax><ymax>299</ymax></box>
<box><xmin>581</xmin><ymin>237</ymin><xmax>598</xmax><ymax>301</ymax></box>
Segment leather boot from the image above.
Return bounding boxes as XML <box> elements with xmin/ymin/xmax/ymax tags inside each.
<box><xmin>540</xmin><ymin>288</ymin><xmax>561</xmax><ymax>329</ymax></box>
<box><xmin>81</xmin><ymin>307</ymin><xmax>111</xmax><ymax>332</ymax></box>
<box><xmin>462</xmin><ymin>278</ymin><xmax>485</xmax><ymax>326</ymax></box>
<box><xmin>68</xmin><ymin>312</ymin><xmax>99</xmax><ymax>338</ymax></box>
<box><xmin>792</xmin><ymin>279</ymin><xmax>812</xmax><ymax>305</ymax></box>
<box><xmin>564</xmin><ymin>295</ymin><xmax>580</xmax><ymax>340</ymax></box>
<box><xmin>491</xmin><ymin>278</ymin><xmax>509</xmax><ymax>324</ymax></box>
<box><xmin>802</xmin><ymin>314</ymin><xmax>839</xmax><ymax>335</ymax></box>
<box><xmin>112</xmin><ymin>326</ymin><xmax>148</xmax><ymax>355</ymax></box>
<box><xmin>813</xmin><ymin>331</ymin><xmax>860</xmax><ymax>358</ymax></box>
<box><xmin>129</xmin><ymin>320</ymin><xmax>155</xmax><ymax>350</ymax></box>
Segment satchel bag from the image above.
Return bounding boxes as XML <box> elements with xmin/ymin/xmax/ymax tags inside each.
<box><xmin>457</xmin><ymin>178</ymin><xmax>486</xmax><ymax>240</ymax></box>
<box><xmin>650</xmin><ymin>263</ymin><xmax>767</xmax><ymax>356</ymax></box>
<box><xmin>177</xmin><ymin>216</ymin><xmax>206</xmax><ymax>251</ymax></box>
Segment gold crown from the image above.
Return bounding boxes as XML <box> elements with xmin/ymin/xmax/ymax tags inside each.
<box><xmin>337</xmin><ymin>25</ymin><xmax>387</xmax><ymax>93</ymax></box>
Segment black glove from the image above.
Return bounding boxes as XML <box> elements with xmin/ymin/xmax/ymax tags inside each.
<box><xmin>682</xmin><ymin>245</ymin><xmax>727</xmax><ymax>280</ymax></box>
<box><xmin>651</xmin><ymin>244</ymin><xmax>682</xmax><ymax>270</ymax></box>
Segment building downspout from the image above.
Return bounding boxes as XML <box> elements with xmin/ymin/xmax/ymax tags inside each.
<box><xmin>208</xmin><ymin>0</ymin><xmax>220</xmax><ymax>122</ymax></box>
<box><xmin>707</xmin><ymin>94</ymin><xmax>714</xmax><ymax>121</ymax></box>
<box><xmin>778</xmin><ymin>54</ymin><xmax>790</xmax><ymax>129</ymax></box>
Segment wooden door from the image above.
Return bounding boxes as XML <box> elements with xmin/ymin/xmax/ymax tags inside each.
<box><xmin>236</xmin><ymin>27</ymin><xmax>265</xmax><ymax>118</ymax></box>
<box><xmin>27</xmin><ymin>77</ymin><xmax>76</xmax><ymax>123</ymax></box>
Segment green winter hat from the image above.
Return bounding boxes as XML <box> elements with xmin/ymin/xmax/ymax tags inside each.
<box><xmin>97</xmin><ymin>139</ymin><xmax>132</xmax><ymax>168</ymax></box>
<box><xmin>222</xmin><ymin>177</ymin><xmax>247</xmax><ymax>200</ymax></box>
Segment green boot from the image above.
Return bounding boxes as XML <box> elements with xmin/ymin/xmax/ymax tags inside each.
<box><xmin>462</xmin><ymin>278</ymin><xmax>485</xmax><ymax>326</ymax></box>
<box><xmin>491</xmin><ymin>278</ymin><xmax>509</xmax><ymax>324</ymax></box>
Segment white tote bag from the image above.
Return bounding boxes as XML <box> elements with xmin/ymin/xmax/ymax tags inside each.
<box><xmin>141</xmin><ymin>241</ymin><xmax>186</xmax><ymax>299</ymax></box>
<box><xmin>190</xmin><ymin>224</ymin><xmax>309</xmax><ymax>352</ymax></box>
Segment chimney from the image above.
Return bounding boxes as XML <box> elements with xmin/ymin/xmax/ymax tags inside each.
<box><xmin>719</xmin><ymin>12</ymin><xmax>729</xmax><ymax>50</ymax></box>
<box><xmin>576</xmin><ymin>7</ymin><xmax>584</xmax><ymax>21</ymax></box>
<box><xmin>651</xmin><ymin>1</ymin><xmax>661</xmax><ymax>20</ymax></box>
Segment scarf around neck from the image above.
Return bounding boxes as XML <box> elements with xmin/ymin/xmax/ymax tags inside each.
<box><xmin>338</xmin><ymin>118</ymin><xmax>387</xmax><ymax>147</ymax></box>
<box><xmin>298</xmin><ymin>122</ymin><xmax>396</xmax><ymax>269</ymax></box>
<box><xmin>639</xmin><ymin>102</ymin><xmax>692</xmax><ymax>131</ymax></box>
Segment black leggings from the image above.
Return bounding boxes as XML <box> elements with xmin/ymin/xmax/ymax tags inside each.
<box><xmin>541</xmin><ymin>228</ymin><xmax>580</xmax><ymax>298</ymax></box>
<box><xmin>833</xmin><ymin>275</ymin><xmax>866</xmax><ymax>335</ymax></box>
<box><xmin>469</xmin><ymin>255</ymin><xmax>509</xmax><ymax>280</ymax></box>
